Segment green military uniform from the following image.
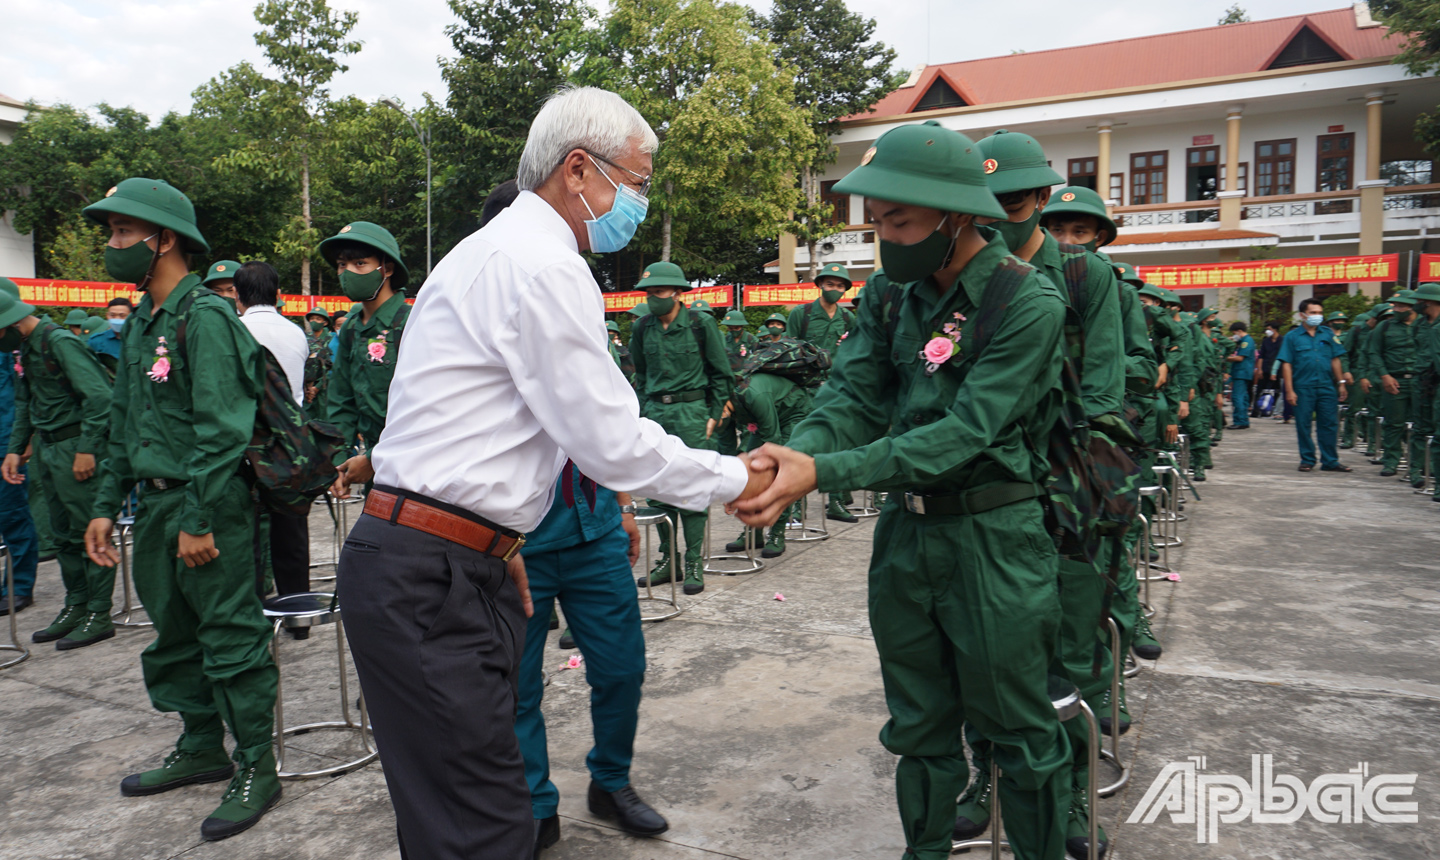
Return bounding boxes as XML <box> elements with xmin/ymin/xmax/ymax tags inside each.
<box><xmin>1410</xmin><ymin>285</ymin><xmax>1440</xmax><ymax>489</ymax></box>
<box><xmin>319</xmin><ymin>222</ymin><xmax>411</xmax><ymax>466</ymax></box>
<box><xmin>787</xmin><ymin>262</ymin><xmax>858</xmax><ymax>521</ymax></box>
<box><xmin>762</xmin><ymin>312</ymin><xmax>787</xmax><ymax>342</ymax></box>
<box><xmin>629</xmin><ymin>262</ymin><xmax>733</xmax><ymax>594</ymax></box>
<box><xmin>1210</xmin><ymin>318</ymin><xmax>1237</xmax><ymax>442</ymax></box>
<box><xmin>83</xmin><ymin>178</ymin><xmax>280</xmax><ymax>839</ymax></box>
<box><xmin>1367</xmin><ymin>291</ymin><xmax>1422</xmax><ymax>476</ymax></box>
<box><xmin>1179</xmin><ymin>309</ymin><xmax>1218</xmax><ymax>479</ymax></box>
<box><xmin>716</xmin><ymin>309</ymin><xmax>759</xmax><ymax>457</ymax></box>
<box><xmin>606</xmin><ymin>319</ymin><xmax>635</xmax><ymax>379</ymax></box>
<box><xmin>63</xmin><ymin>309</ymin><xmax>89</xmax><ymax>334</ymax></box>
<box><xmin>1342</xmin><ymin>311</ymin><xmax>1371</xmax><ymax>447</ymax></box>
<box><xmin>726</xmin><ymin>372</ymin><xmax>812</xmax><ymax>557</ymax></box>
<box><xmin>302</xmin><ymin>307</ymin><xmax>333</xmax><ymax>417</ymax></box>
<box><xmin>790</xmin><ymin>121</ymin><xmax>1070</xmax><ymax>860</ymax></box>
<box><xmin>3</xmin><ymin>295</ymin><xmax>115</xmax><ymax>648</ymax></box>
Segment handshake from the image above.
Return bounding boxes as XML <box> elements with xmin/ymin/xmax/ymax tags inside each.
<box><xmin>728</xmin><ymin>444</ymin><xmax>817</xmax><ymax>527</ymax></box>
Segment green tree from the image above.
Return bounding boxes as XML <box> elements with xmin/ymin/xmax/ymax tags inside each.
<box><xmin>45</xmin><ymin>216</ymin><xmax>110</xmax><ymax>282</ymax></box>
<box><xmin>581</xmin><ymin>0</ymin><xmax>821</xmax><ymax>279</ymax></box>
<box><xmin>204</xmin><ymin>0</ymin><xmax>361</xmax><ymax>294</ymax></box>
<box><xmin>1370</xmin><ymin>1</ymin><xmax>1440</xmax><ymax>157</ymax></box>
<box><xmin>1218</xmin><ymin>4</ymin><xmax>1250</xmax><ymax>24</ymax></box>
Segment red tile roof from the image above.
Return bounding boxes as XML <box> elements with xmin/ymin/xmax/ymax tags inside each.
<box><xmin>852</xmin><ymin>7</ymin><xmax>1401</xmax><ymax>121</ymax></box>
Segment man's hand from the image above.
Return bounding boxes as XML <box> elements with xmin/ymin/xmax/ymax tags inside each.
<box><xmin>621</xmin><ymin>511</ymin><xmax>640</xmax><ymax>565</ymax></box>
<box><xmin>1</xmin><ymin>453</ymin><xmax>24</xmax><ymax>485</ymax></box>
<box><xmin>1343</xmin><ymin>372</ymin><xmax>1354</xmax><ymax>384</ymax></box>
<box><xmin>178</xmin><ymin>531</ymin><xmax>220</xmax><ymax>568</ymax></box>
<box><xmin>86</xmin><ymin>518</ymin><xmax>118</xmax><ymax>567</ymax></box>
<box><xmin>73</xmin><ymin>452</ymin><xmax>96</xmax><ymax>482</ymax></box>
<box><xmin>1286</xmin><ymin>389</ymin><xmax>1298</xmax><ymax>406</ymax></box>
<box><xmin>1178</xmin><ymin>400</ymin><xmax>1190</xmax><ymax>420</ymax></box>
<box><xmin>1155</xmin><ymin>364</ymin><xmax>1168</xmax><ymax>389</ymax></box>
<box><xmin>732</xmin><ymin>444</ymin><xmax>815</xmax><ymax>527</ymax></box>
<box><xmin>1338</xmin><ymin>383</ymin><xmax>1348</xmax><ymax>403</ymax></box>
<box><xmin>1360</xmin><ymin>378</ymin><xmax>1371</xmax><ymax>394</ymax></box>
<box><xmin>1214</xmin><ymin>394</ymin><xmax>1225</xmax><ymax>409</ymax></box>
<box><xmin>1165</xmin><ymin>424</ymin><xmax>1178</xmax><ymax>445</ymax></box>
<box><xmin>507</xmin><ymin>553</ymin><xmax>533</xmax><ymax>618</ymax></box>
<box><xmin>330</xmin><ymin>454</ymin><xmax>375</xmax><ymax>499</ymax></box>
<box><xmin>304</xmin><ymin>383</ymin><xmax>318</xmax><ymax>405</ymax></box>
<box><xmin>1382</xmin><ymin>374</ymin><xmax>1400</xmax><ymax>395</ymax></box>
<box><xmin>721</xmin><ymin>400</ymin><xmax>734</xmax><ymax>420</ymax></box>
<box><xmin>705</xmin><ymin>417</ymin><xmax>718</xmax><ymax>439</ymax></box>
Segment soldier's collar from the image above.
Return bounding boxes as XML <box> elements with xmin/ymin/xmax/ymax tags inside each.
<box><xmin>361</xmin><ymin>291</ymin><xmax>407</xmax><ymax>329</ymax></box>
<box><xmin>957</xmin><ymin>231</ymin><xmax>1013</xmax><ymax>307</ymax></box>
<box><xmin>153</xmin><ymin>273</ymin><xmax>203</xmax><ymax>319</ymax></box>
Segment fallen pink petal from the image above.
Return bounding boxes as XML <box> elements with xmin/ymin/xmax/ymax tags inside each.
<box><xmin>773</xmin><ymin>593</ymin><xmax>786</xmax><ymax>602</ymax></box>
<box><xmin>1166</xmin><ymin>572</ymin><xmax>1181</xmax><ymax>582</ymax></box>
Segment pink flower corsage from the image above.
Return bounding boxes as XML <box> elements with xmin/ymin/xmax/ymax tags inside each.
<box><xmin>367</xmin><ymin>339</ymin><xmax>387</xmax><ymax>362</ymax></box>
<box><xmin>13</xmin><ymin>355</ymin><xmax>23</xmax><ymax>378</ymax></box>
<box><xmin>746</xmin><ymin>423</ymin><xmax>758</xmax><ymax>433</ymax></box>
<box><xmin>148</xmin><ymin>356</ymin><xmax>171</xmax><ymax>382</ymax></box>
<box><xmin>920</xmin><ymin>312</ymin><xmax>966</xmax><ymax>376</ymax></box>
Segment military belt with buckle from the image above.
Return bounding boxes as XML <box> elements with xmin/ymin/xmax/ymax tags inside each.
<box><xmin>902</xmin><ymin>482</ymin><xmax>1040</xmax><ymax>517</ymax></box>
<box><xmin>655</xmin><ymin>390</ymin><xmax>705</xmax><ymax>405</ymax></box>
<box><xmin>142</xmin><ymin>477</ymin><xmax>188</xmax><ymax>492</ymax></box>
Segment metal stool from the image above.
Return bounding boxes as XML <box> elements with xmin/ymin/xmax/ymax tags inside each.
<box><xmin>1</xmin><ymin>541</ymin><xmax>28</xmax><ymax>670</ymax></box>
<box><xmin>263</xmin><ymin>592</ymin><xmax>377</xmax><ymax>779</ymax></box>
<box><xmin>1175</xmin><ymin>435</ymin><xmax>1201</xmax><ymax>501</ymax></box>
<box><xmin>1132</xmin><ymin>509</ymin><xmax>1163</xmax><ymax>607</ymax></box>
<box><xmin>1399</xmin><ymin>422</ymin><xmax>1414</xmax><ymax>474</ymax></box>
<box><xmin>1374</xmin><ymin>416</ymin><xmax>1387</xmax><ymax>464</ymax></box>
<box><xmin>634</xmin><ymin>508</ymin><xmax>683</xmax><ymax>622</ymax></box>
<box><xmin>308</xmin><ymin>493</ymin><xmax>343</xmax><ymax>576</ymax></box>
<box><xmin>110</xmin><ymin>513</ymin><xmax>152</xmax><ymax>628</ymax></box>
<box><xmin>1123</xmin><ymin>651</ymin><xmax>1141</xmax><ymax>679</ymax></box>
<box><xmin>1097</xmin><ymin>617</ymin><xmax>1131</xmax><ymax>798</ymax></box>
<box><xmin>785</xmin><ymin>491</ymin><xmax>829</xmax><ymax>543</ymax></box>
<box><xmin>1149</xmin><ymin>468</ymin><xmax>1183</xmax><ymax>552</ymax></box>
<box><xmin>1364</xmin><ymin>411</ymin><xmax>1379</xmax><ymax>458</ymax></box>
<box><xmin>702</xmin><ymin>510</ymin><xmax>764</xmax><ymax>576</ymax></box>
<box><xmin>1416</xmin><ymin>437</ymin><xmax>1435</xmax><ymax>495</ymax></box>
<box><xmin>952</xmin><ymin>675</ymin><xmax>1101</xmax><ymax>859</ymax></box>
<box><xmin>846</xmin><ymin>490</ymin><xmax>882</xmax><ymax>518</ymax></box>
<box><xmin>312</xmin><ymin>493</ymin><xmax>360</xmax><ymax>584</ymax></box>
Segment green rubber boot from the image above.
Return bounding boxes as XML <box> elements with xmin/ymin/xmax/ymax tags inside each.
<box><xmin>32</xmin><ymin>605</ymin><xmax>85</xmax><ymax>643</ymax></box>
<box><xmin>825</xmin><ymin>496</ymin><xmax>858</xmax><ymax>523</ymax></box>
<box><xmin>200</xmin><ymin>750</ymin><xmax>283</xmax><ymax>841</ymax></box>
<box><xmin>637</xmin><ymin>551</ymin><xmax>676</xmax><ymax>588</ymax></box>
<box><xmin>952</xmin><ymin>748</ymin><xmax>993</xmax><ymax>841</ymax></box>
<box><xmin>725</xmin><ymin>527</ymin><xmax>759</xmax><ymax>553</ymax></box>
<box><xmin>56</xmin><ymin>611</ymin><xmax>116</xmax><ymax>651</ymax></box>
<box><xmin>682</xmin><ymin>558</ymin><xmax>704</xmax><ymax>595</ymax></box>
<box><xmin>121</xmin><ymin>744</ymin><xmax>234</xmax><ymax>796</ymax></box>
<box><xmin>1093</xmin><ymin>681</ymin><xmax>1132</xmax><ymax>737</ymax></box>
<box><xmin>1133</xmin><ymin>613</ymin><xmax>1163</xmax><ymax>660</ymax></box>
<box><xmin>1065</xmin><ymin>767</ymin><xmax>1109</xmax><ymax>860</ymax></box>
<box><xmin>1192</xmin><ymin>464</ymin><xmax>1206</xmax><ymax>482</ymax></box>
<box><xmin>558</xmin><ymin>627</ymin><xmax>576</xmax><ymax>650</ymax></box>
<box><xmin>762</xmin><ymin>526</ymin><xmax>786</xmax><ymax>559</ymax></box>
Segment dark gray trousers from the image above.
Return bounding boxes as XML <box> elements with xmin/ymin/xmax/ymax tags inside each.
<box><xmin>339</xmin><ymin>509</ymin><xmax>532</xmax><ymax>860</ymax></box>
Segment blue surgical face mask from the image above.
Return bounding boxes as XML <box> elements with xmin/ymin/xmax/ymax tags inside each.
<box><xmin>1305</xmin><ymin>314</ymin><xmax>1324</xmax><ymax>327</ymax></box>
<box><xmin>107</xmin><ymin>317</ymin><xmax>125</xmax><ymax>334</ymax></box>
<box><xmin>580</xmin><ymin>154</ymin><xmax>649</xmax><ymax>253</ymax></box>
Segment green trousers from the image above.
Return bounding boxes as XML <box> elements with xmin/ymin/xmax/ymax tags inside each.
<box><xmin>1181</xmin><ymin>394</ymin><xmax>1213</xmax><ymax>469</ymax></box>
<box><xmin>1342</xmin><ymin>383</ymin><xmax>1367</xmax><ymax>445</ymax></box>
<box><xmin>131</xmin><ymin>475</ymin><xmax>278</xmax><ymax>766</ymax></box>
<box><xmin>870</xmin><ymin>498</ymin><xmax>1070</xmax><ymax>860</ymax></box>
<box><xmin>1379</xmin><ymin>379</ymin><xmax>1414</xmax><ymax>471</ymax></box>
<box><xmin>641</xmin><ymin>399</ymin><xmax>713</xmax><ymax>567</ymax></box>
<box><xmin>35</xmin><ymin>435</ymin><xmax>114</xmax><ymax>613</ymax></box>
<box><xmin>27</xmin><ymin>461</ymin><xmax>58</xmax><ymax>557</ymax></box>
<box><xmin>1408</xmin><ymin>382</ymin><xmax>1435</xmax><ymax>480</ymax></box>
<box><xmin>716</xmin><ymin>414</ymin><xmax>740</xmax><ymax>457</ymax></box>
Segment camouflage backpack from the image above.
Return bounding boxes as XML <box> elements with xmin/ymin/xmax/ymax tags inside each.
<box><xmin>176</xmin><ymin>288</ymin><xmax>345</xmax><ymax>516</ymax></box>
<box><xmin>732</xmin><ymin>336</ymin><xmax>832</xmax><ymax>394</ymax></box>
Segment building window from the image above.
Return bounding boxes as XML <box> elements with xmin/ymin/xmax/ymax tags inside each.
<box><xmin>1130</xmin><ymin>151</ymin><xmax>1167</xmax><ymax>205</ymax></box>
<box><xmin>820</xmin><ymin>180</ymin><xmax>849</xmax><ymax>226</ymax></box>
<box><xmin>1312</xmin><ymin>284</ymin><xmax>1349</xmax><ymax>301</ymax></box>
<box><xmin>1315</xmin><ymin>133</ymin><xmax>1355</xmax><ymax>214</ymax></box>
<box><xmin>1268</xmin><ymin>26</ymin><xmax>1345</xmax><ymax>69</ymax></box>
<box><xmin>1185</xmin><ymin>146</ymin><xmax>1220</xmax><ymax>222</ymax></box>
<box><xmin>914</xmin><ymin>78</ymin><xmax>966</xmax><ymax>111</ymax></box>
<box><xmin>1220</xmin><ymin>162</ymin><xmax>1249</xmax><ymax>194</ymax></box>
<box><xmin>1382</xmin><ymin>159</ymin><xmax>1433</xmax><ymax>186</ymax></box>
<box><xmin>1109</xmin><ymin>173</ymin><xmax>1124</xmax><ymax>205</ymax></box>
<box><xmin>1254</xmin><ymin>139</ymin><xmax>1296</xmax><ymax>197</ymax></box>
<box><xmin>1068</xmin><ymin>157</ymin><xmax>1098</xmax><ymax>190</ymax></box>
<box><xmin>1179</xmin><ymin>294</ymin><xmax>1204</xmax><ymax>313</ymax></box>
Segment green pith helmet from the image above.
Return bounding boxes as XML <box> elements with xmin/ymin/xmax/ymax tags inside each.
<box><xmin>83</xmin><ymin>316</ymin><xmax>105</xmax><ymax>335</ymax></box>
<box><xmin>203</xmin><ymin>260</ymin><xmax>241</xmax><ymax>285</ymax></box>
<box><xmin>1390</xmin><ymin>289</ymin><xmax>1418</xmax><ymax>306</ymax></box>
<box><xmin>1181</xmin><ymin>311</ymin><xmax>1197</xmax><ymax>324</ymax></box>
<box><xmin>318</xmin><ymin>221</ymin><xmax>409</xmax><ymax>291</ymax></box>
<box><xmin>606</xmin><ymin>320</ymin><xmax>620</xmax><ymax>333</ymax></box>
<box><xmin>975</xmin><ymin>129</ymin><xmax>1066</xmax><ymax>196</ymax></box>
<box><xmin>82</xmin><ymin>177</ymin><xmax>210</xmax><ymax>254</ymax></box>
<box><xmin>1197</xmin><ymin>307</ymin><xmax>1218</xmax><ymax>323</ymax></box>
<box><xmin>1137</xmin><ymin>283</ymin><xmax>1167</xmax><ymax>302</ymax></box>
<box><xmin>1112</xmin><ymin>262</ymin><xmax>1145</xmax><ymax>287</ymax></box>
<box><xmin>721</xmin><ymin>309</ymin><xmax>748</xmax><ymax>326</ymax></box>
<box><xmin>628</xmin><ymin>302</ymin><xmax>650</xmax><ymax>317</ymax></box>
<box><xmin>764</xmin><ymin>313</ymin><xmax>787</xmax><ymax>326</ymax></box>
<box><xmin>832</xmin><ymin>120</ymin><xmax>1007</xmax><ymax>220</ymax></box>
<box><xmin>1160</xmin><ymin>289</ymin><xmax>1182</xmax><ymax>305</ymax></box>
<box><xmin>636</xmin><ymin>261</ymin><xmax>691</xmax><ymax>291</ymax></box>
<box><xmin>1410</xmin><ymin>282</ymin><xmax>1440</xmax><ymax>302</ymax></box>
<box><xmin>1325</xmin><ymin>311</ymin><xmax>1349</xmax><ymax>323</ymax></box>
<box><xmin>1043</xmin><ymin>186</ymin><xmax>1118</xmax><ymax>245</ymax></box>
<box><xmin>64</xmin><ymin>309</ymin><xmax>89</xmax><ymax>327</ymax></box>
<box><xmin>814</xmin><ymin>262</ymin><xmax>852</xmax><ymax>287</ymax></box>
<box><xmin>0</xmin><ymin>291</ymin><xmax>38</xmax><ymax>330</ymax></box>
<box><xmin>305</xmin><ymin>306</ymin><xmax>331</xmax><ymax>322</ymax></box>
<box><xmin>689</xmin><ymin>298</ymin><xmax>713</xmax><ymax>315</ymax></box>
<box><xmin>0</xmin><ymin>277</ymin><xmax>20</xmax><ymax>300</ymax></box>
<box><xmin>1373</xmin><ymin>302</ymin><xmax>1394</xmax><ymax>317</ymax></box>
<box><xmin>1352</xmin><ymin>310</ymin><xmax>1372</xmax><ymax>324</ymax></box>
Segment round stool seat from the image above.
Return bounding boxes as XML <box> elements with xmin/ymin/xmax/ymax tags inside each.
<box><xmin>1048</xmin><ymin>674</ymin><xmax>1082</xmax><ymax>721</ymax></box>
<box><xmin>1138</xmin><ymin>485</ymin><xmax>1163</xmax><ymax>497</ymax></box>
<box><xmin>262</xmin><ymin>593</ymin><xmax>339</xmax><ymax>629</ymax></box>
<box><xmin>632</xmin><ymin>509</ymin><xmax>670</xmax><ymax>527</ymax></box>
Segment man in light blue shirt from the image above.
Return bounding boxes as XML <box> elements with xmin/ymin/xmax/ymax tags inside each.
<box><xmin>1225</xmin><ymin>321</ymin><xmax>1256</xmax><ymax>428</ymax></box>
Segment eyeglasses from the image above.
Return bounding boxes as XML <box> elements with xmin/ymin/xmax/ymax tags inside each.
<box><xmin>584</xmin><ymin>149</ymin><xmax>652</xmax><ymax>198</ymax></box>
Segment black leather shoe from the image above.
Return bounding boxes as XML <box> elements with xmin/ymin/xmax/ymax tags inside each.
<box><xmin>0</xmin><ymin>594</ymin><xmax>33</xmax><ymax>616</ymax></box>
<box><xmin>1380</xmin><ymin>469</ymin><xmax>1398</xmax><ymax>477</ymax></box>
<box><xmin>587</xmin><ymin>781</ymin><xmax>668</xmax><ymax>837</ymax></box>
<box><xmin>534</xmin><ymin>815</ymin><xmax>559</xmax><ymax>858</ymax></box>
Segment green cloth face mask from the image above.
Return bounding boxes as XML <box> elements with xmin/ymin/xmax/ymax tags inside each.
<box><xmin>821</xmin><ymin>288</ymin><xmax>845</xmax><ymax>304</ymax></box>
<box><xmin>340</xmin><ymin>267</ymin><xmax>387</xmax><ymax>302</ymax></box>
<box><xmin>646</xmin><ymin>294</ymin><xmax>676</xmax><ymax>316</ymax></box>
<box><xmin>308</xmin><ymin>320</ymin><xmax>327</xmax><ymax>332</ymax></box>
<box><xmin>879</xmin><ymin>215</ymin><xmax>957</xmax><ymax>284</ymax></box>
<box><xmin>104</xmin><ymin>233</ymin><xmax>160</xmax><ymax>287</ymax></box>
<box><xmin>989</xmin><ymin>206</ymin><xmax>1043</xmax><ymax>253</ymax></box>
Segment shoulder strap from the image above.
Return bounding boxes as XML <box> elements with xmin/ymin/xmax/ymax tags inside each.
<box><xmin>691</xmin><ymin>315</ymin><xmax>707</xmax><ymax>352</ymax></box>
<box><xmin>877</xmin><ymin>279</ymin><xmax>905</xmax><ymax>345</ymax></box>
<box><xmin>794</xmin><ymin>302</ymin><xmax>810</xmax><ymax>338</ymax></box>
<box><xmin>174</xmin><ymin>285</ymin><xmax>218</xmax><ymax>362</ymax></box>
<box><xmin>969</xmin><ymin>258</ymin><xmax>1032</xmax><ymax>359</ymax></box>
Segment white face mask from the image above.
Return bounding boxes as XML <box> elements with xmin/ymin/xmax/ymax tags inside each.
<box><xmin>1230</xmin><ymin>333</ymin><xmax>1243</xmax><ymax>341</ymax></box>
<box><xmin>1265</xmin><ymin>328</ymin><xmax>1275</xmax><ymax>336</ymax></box>
<box><xmin>1305</xmin><ymin>314</ymin><xmax>1324</xmax><ymax>327</ymax></box>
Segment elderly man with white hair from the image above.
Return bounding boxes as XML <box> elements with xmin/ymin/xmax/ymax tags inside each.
<box><xmin>337</xmin><ymin>86</ymin><xmax>772</xmax><ymax>860</ymax></box>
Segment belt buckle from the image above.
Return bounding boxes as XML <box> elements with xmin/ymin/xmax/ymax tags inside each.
<box><xmin>661</xmin><ymin>394</ymin><xmax>675</xmax><ymax>404</ymax></box>
<box><xmin>501</xmin><ymin>536</ymin><xmax>526</xmax><ymax>562</ymax></box>
<box><xmin>903</xmin><ymin>492</ymin><xmax>925</xmax><ymax>515</ymax></box>
<box><xmin>153</xmin><ymin>478</ymin><xmax>169</xmax><ymax>491</ymax></box>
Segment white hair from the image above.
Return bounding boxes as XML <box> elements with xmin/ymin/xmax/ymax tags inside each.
<box><xmin>516</xmin><ymin>86</ymin><xmax>658</xmax><ymax>191</ymax></box>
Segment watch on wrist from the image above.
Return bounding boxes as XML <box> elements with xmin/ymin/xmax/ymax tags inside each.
<box><xmin>619</xmin><ymin>504</ymin><xmax>637</xmax><ymax>516</ymax></box>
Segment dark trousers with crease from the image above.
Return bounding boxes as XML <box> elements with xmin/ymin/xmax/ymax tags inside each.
<box><xmin>339</xmin><ymin>509</ymin><xmax>533</xmax><ymax>860</ymax></box>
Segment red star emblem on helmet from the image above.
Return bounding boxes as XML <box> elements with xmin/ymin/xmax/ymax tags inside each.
<box><xmin>982</xmin><ymin>159</ymin><xmax>998</xmax><ymax>174</ymax></box>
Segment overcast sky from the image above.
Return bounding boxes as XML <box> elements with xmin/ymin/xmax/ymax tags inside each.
<box><xmin>3</xmin><ymin>0</ymin><xmax>1343</xmax><ymax>119</ymax></box>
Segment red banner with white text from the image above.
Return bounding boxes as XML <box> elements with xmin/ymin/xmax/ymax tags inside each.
<box><xmin>741</xmin><ymin>282</ymin><xmax>861</xmax><ymax>306</ymax></box>
<box><xmin>1418</xmin><ymin>254</ymin><xmax>1440</xmax><ymax>282</ymax></box>
<box><xmin>602</xmin><ymin>284</ymin><xmax>733</xmax><ymax>313</ymax></box>
<box><xmin>10</xmin><ymin>278</ymin><xmax>410</xmax><ymax>316</ymax></box>
<box><xmin>1137</xmin><ymin>254</ymin><xmax>1399</xmax><ymax>289</ymax></box>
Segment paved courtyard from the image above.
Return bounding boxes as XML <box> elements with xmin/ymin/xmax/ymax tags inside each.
<box><xmin>1</xmin><ymin>414</ymin><xmax>1437</xmax><ymax>859</ymax></box>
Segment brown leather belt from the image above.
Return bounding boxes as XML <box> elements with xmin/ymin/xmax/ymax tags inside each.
<box><xmin>364</xmin><ymin>489</ymin><xmax>526</xmax><ymax>561</ymax></box>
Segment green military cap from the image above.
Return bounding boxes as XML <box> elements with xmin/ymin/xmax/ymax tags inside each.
<box><xmin>1160</xmin><ymin>289</ymin><xmax>1182</xmax><ymax>305</ymax></box>
<box><xmin>814</xmin><ymin>263</ymin><xmax>852</xmax><ymax>285</ymax></box>
<box><xmin>1112</xmin><ymin>262</ymin><xmax>1145</xmax><ymax>287</ymax></box>
<box><xmin>304</xmin><ymin>306</ymin><xmax>331</xmax><ymax>321</ymax></box>
<box><xmin>203</xmin><ymin>260</ymin><xmax>242</xmax><ymax>285</ymax></box>
<box><xmin>0</xmin><ymin>277</ymin><xmax>21</xmax><ymax>300</ymax></box>
<box><xmin>1410</xmin><ymin>282</ymin><xmax>1440</xmax><ymax>302</ymax></box>
<box><xmin>689</xmin><ymin>298</ymin><xmax>713</xmax><ymax>315</ymax></box>
<box><xmin>1180</xmin><ymin>311</ymin><xmax>1197</xmax><ymax>323</ymax></box>
<box><xmin>1042</xmin><ymin>186</ymin><xmax>1118</xmax><ymax>245</ymax></box>
<box><xmin>318</xmin><ymin>221</ymin><xmax>410</xmax><ymax>291</ymax></box>
<box><xmin>1373</xmin><ymin>302</ymin><xmax>1394</xmax><ymax>317</ymax></box>
<box><xmin>1352</xmin><ymin>310</ymin><xmax>1372</xmax><ymax>323</ymax></box>
<box><xmin>1136</xmin><ymin>283</ymin><xmax>1167</xmax><ymax>302</ymax></box>
<box><xmin>975</xmin><ymin>130</ymin><xmax>1066</xmax><ymax>196</ymax></box>
<box><xmin>0</xmin><ymin>291</ymin><xmax>38</xmax><ymax>330</ymax></box>
<box><xmin>636</xmin><ymin>261</ymin><xmax>691</xmax><ymax>291</ymax></box>
<box><xmin>764</xmin><ymin>313</ymin><xmax>787</xmax><ymax>325</ymax></box>
<box><xmin>606</xmin><ymin>320</ymin><xmax>620</xmax><ymax>333</ymax></box>
<box><xmin>82</xmin><ymin>177</ymin><xmax>210</xmax><ymax>254</ymax></box>
<box><xmin>1324</xmin><ymin>311</ymin><xmax>1349</xmax><ymax>322</ymax></box>
<box><xmin>721</xmin><ymin>309</ymin><xmax>748</xmax><ymax>326</ymax></box>
<box><xmin>833</xmin><ymin>120</ymin><xmax>1007</xmax><ymax>220</ymax></box>
<box><xmin>1197</xmin><ymin>307</ymin><xmax>1218</xmax><ymax>323</ymax></box>
<box><xmin>1390</xmin><ymin>289</ymin><xmax>1419</xmax><ymax>305</ymax></box>
<box><xmin>628</xmin><ymin>302</ymin><xmax>650</xmax><ymax>317</ymax></box>
<box><xmin>83</xmin><ymin>315</ymin><xmax>106</xmax><ymax>335</ymax></box>
<box><xmin>64</xmin><ymin>309</ymin><xmax>89</xmax><ymax>327</ymax></box>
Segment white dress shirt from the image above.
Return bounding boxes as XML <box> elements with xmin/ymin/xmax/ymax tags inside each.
<box><xmin>240</xmin><ymin>304</ymin><xmax>309</xmax><ymax>405</ymax></box>
<box><xmin>372</xmin><ymin>190</ymin><xmax>748</xmax><ymax>532</ymax></box>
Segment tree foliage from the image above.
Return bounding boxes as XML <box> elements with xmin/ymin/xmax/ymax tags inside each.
<box><xmin>1217</xmin><ymin>4</ymin><xmax>1250</xmax><ymax>25</ymax></box>
<box><xmin>1370</xmin><ymin>1</ymin><xmax>1440</xmax><ymax>158</ymax></box>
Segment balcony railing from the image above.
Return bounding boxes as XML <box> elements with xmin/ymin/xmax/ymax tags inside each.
<box><xmin>1112</xmin><ymin>184</ymin><xmax>1440</xmax><ymax>228</ymax></box>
